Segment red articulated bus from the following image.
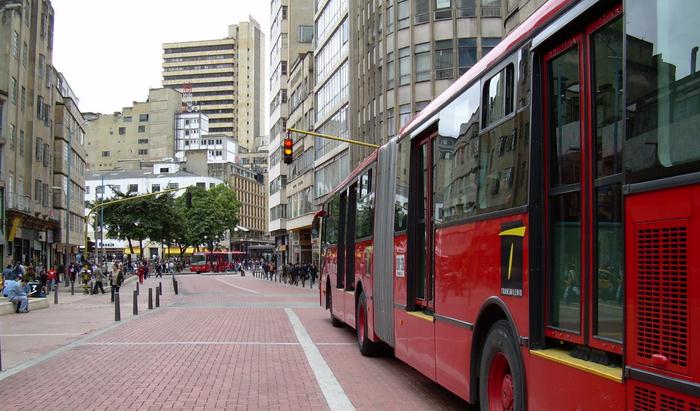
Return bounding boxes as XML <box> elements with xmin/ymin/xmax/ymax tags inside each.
<box><xmin>190</xmin><ymin>251</ymin><xmax>245</xmax><ymax>273</ymax></box>
<box><xmin>318</xmin><ymin>0</ymin><xmax>700</xmax><ymax>409</ymax></box>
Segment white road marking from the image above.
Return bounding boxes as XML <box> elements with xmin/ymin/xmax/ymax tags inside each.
<box><xmin>81</xmin><ymin>341</ymin><xmax>299</xmax><ymax>346</ymax></box>
<box><xmin>0</xmin><ymin>333</ymin><xmax>83</xmax><ymax>337</ymax></box>
<box><xmin>211</xmin><ymin>276</ymin><xmax>260</xmax><ymax>294</ymax></box>
<box><xmin>285</xmin><ymin>308</ymin><xmax>355</xmax><ymax>411</ymax></box>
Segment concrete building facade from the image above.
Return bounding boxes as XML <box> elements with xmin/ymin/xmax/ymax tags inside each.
<box><xmin>285</xmin><ymin>51</ymin><xmax>316</xmax><ymax>264</ymax></box>
<box><xmin>0</xmin><ymin>0</ymin><xmax>64</xmax><ymax>268</ymax></box>
<box><xmin>53</xmin><ymin>71</ymin><xmax>87</xmax><ymax>268</ymax></box>
<box><xmin>162</xmin><ymin>17</ymin><xmax>266</xmax><ymax>152</ymax></box>
<box><xmin>268</xmin><ymin>0</ymin><xmax>315</xmax><ymax>266</ymax></box>
<box><xmin>84</xmin><ymin>88</ymin><xmax>182</xmax><ymax>171</ymax></box>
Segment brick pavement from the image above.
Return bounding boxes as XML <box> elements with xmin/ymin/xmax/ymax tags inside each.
<box><xmin>0</xmin><ymin>274</ymin><xmax>472</xmax><ymax>410</ymax></box>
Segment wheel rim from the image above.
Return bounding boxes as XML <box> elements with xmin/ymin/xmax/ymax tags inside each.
<box><xmin>487</xmin><ymin>352</ymin><xmax>514</xmax><ymax>411</ymax></box>
<box><xmin>358</xmin><ymin>303</ymin><xmax>366</xmax><ymax>343</ymax></box>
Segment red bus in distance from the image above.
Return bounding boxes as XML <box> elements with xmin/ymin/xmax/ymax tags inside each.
<box><xmin>189</xmin><ymin>251</ymin><xmax>245</xmax><ymax>273</ymax></box>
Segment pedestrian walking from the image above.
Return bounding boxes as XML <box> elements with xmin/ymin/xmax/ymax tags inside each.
<box><xmin>137</xmin><ymin>263</ymin><xmax>145</xmax><ymax>284</ymax></box>
<box><xmin>93</xmin><ymin>264</ymin><xmax>106</xmax><ymax>294</ymax></box>
<box><xmin>309</xmin><ymin>263</ymin><xmax>318</xmax><ymax>288</ymax></box>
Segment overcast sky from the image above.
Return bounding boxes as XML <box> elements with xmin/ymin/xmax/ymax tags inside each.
<box><xmin>52</xmin><ymin>0</ymin><xmax>270</xmax><ymax>115</ymax></box>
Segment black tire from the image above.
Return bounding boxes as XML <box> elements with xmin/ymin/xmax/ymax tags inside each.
<box><xmin>479</xmin><ymin>320</ymin><xmax>525</xmax><ymax>411</ymax></box>
<box><xmin>328</xmin><ymin>282</ymin><xmax>343</xmax><ymax>327</ymax></box>
<box><xmin>356</xmin><ymin>292</ymin><xmax>380</xmax><ymax>356</ymax></box>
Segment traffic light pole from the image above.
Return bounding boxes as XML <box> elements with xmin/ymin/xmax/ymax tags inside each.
<box><xmin>83</xmin><ymin>187</ymin><xmax>185</xmax><ymax>261</ymax></box>
<box><xmin>285</xmin><ymin>128</ymin><xmax>380</xmax><ymax>149</ymax></box>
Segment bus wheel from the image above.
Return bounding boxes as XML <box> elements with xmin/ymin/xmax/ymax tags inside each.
<box><xmin>479</xmin><ymin>320</ymin><xmax>524</xmax><ymax>411</ymax></box>
<box><xmin>356</xmin><ymin>292</ymin><xmax>379</xmax><ymax>356</ymax></box>
<box><xmin>328</xmin><ymin>283</ymin><xmax>343</xmax><ymax>327</ymax></box>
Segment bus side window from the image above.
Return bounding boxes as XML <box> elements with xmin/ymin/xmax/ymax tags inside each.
<box><xmin>395</xmin><ymin>138</ymin><xmax>410</xmax><ymax>232</ymax></box>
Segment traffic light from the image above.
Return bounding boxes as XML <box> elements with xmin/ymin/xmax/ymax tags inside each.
<box><xmin>87</xmin><ymin>239</ymin><xmax>96</xmax><ymax>253</ymax></box>
<box><xmin>283</xmin><ymin>136</ymin><xmax>293</xmax><ymax>164</ymax></box>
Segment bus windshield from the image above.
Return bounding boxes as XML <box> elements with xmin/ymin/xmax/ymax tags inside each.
<box><xmin>190</xmin><ymin>254</ymin><xmax>206</xmax><ymax>265</ymax></box>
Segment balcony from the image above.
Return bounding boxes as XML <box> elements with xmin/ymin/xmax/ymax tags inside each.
<box><xmin>7</xmin><ymin>194</ymin><xmax>30</xmax><ymax>213</ymax></box>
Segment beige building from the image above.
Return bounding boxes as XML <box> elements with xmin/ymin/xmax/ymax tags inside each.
<box><xmin>83</xmin><ymin>88</ymin><xmax>182</xmax><ymax>171</ymax></box>
<box><xmin>1</xmin><ymin>0</ymin><xmax>65</xmax><ymax>267</ymax></box>
<box><xmin>53</xmin><ymin>71</ymin><xmax>88</xmax><ymax>267</ymax></box>
<box><xmin>184</xmin><ymin>150</ymin><xmax>268</xmax><ymax>243</ymax></box>
<box><xmin>162</xmin><ymin>17</ymin><xmax>266</xmax><ymax>152</ymax></box>
<box><xmin>268</xmin><ymin>0</ymin><xmax>315</xmax><ymax>266</ymax></box>
<box><xmin>285</xmin><ymin>51</ymin><xmax>315</xmax><ymax>264</ymax></box>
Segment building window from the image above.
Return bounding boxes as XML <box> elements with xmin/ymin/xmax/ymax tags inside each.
<box><xmin>138</xmin><ymin>138</ymin><xmax>148</xmax><ymax>144</ymax></box>
<box><xmin>435</xmin><ymin>40</ymin><xmax>454</xmax><ymax>79</ymax></box>
<box><xmin>298</xmin><ymin>25</ymin><xmax>313</xmax><ymax>43</ymax></box>
<box><xmin>118</xmin><ymin>127</ymin><xmax>126</xmax><ymax>135</ymax></box>
<box><xmin>101</xmin><ymin>151</ymin><xmax>110</xmax><ymax>157</ymax></box>
<box><xmin>386</xmin><ymin>2</ymin><xmax>394</xmax><ymax>33</ymax></box>
<box><xmin>387</xmin><ymin>108</ymin><xmax>395</xmax><ymax>138</ymax></box>
<box><xmin>42</xmin><ymin>184</ymin><xmax>49</xmax><ymax>207</ymax></box>
<box><xmin>196</xmin><ymin>182</ymin><xmax>206</xmax><ymax>188</ymax></box>
<box><xmin>138</xmin><ymin>125</ymin><xmax>145</xmax><ymax>133</ymax></box>
<box><xmin>20</xmin><ymin>86</ymin><xmax>25</xmax><ymax>111</ymax></box>
<box><xmin>38</xmin><ymin>54</ymin><xmax>45</xmax><ymax>78</ymax></box>
<box><xmin>458</xmin><ymin>38</ymin><xmax>477</xmax><ymax>75</ymax></box>
<box><xmin>435</xmin><ymin>0</ymin><xmax>452</xmax><ymax>19</ymax></box>
<box><xmin>10</xmin><ymin>77</ymin><xmax>17</xmax><ymax>105</ymax></box>
<box><xmin>397</xmin><ymin>0</ymin><xmax>410</xmax><ymax>29</ymax></box>
<box><xmin>167</xmin><ymin>183</ymin><xmax>179</xmax><ymax>189</ymax></box>
<box><xmin>35</xmin><ymin>137</ymin><xmax>43</xmax><ymax>161</ymax></box>
<box><xmin>481</xmin><ymin>0</ymin><xmax>501</xmax><ymax>17</ymax></box>
<box><xmin>415</xmin><ymin>0</ymin><xmax>429</xmax><ymax>23</ymax></box>
<box><xmin>11</xmin><ymin>31</ymin><xmax>19</xmax><ymax>58</ymax></box>
<box><xmin>399</xmin><ymin>104</ymin><xmax>412</xmax><ymax>127</ymax></box>
<box><xmin>86</xmin><ymin>186</ymin><xmax>90</xmax><ymax>194</ymax></box>
<box><xmin>151</xmin><ymin>184</ymin><xmax>160</xmax><ymax>192</ymax></box>
<box><xmin>386</xmin><ymin>52</ymin><xmax>395</xmax><ymax>90</ymax></box>
<box><xmin>138</xmin><ymin>149</ymin><xmax>148</xmax><ymax>155</ymax></box>
<box><xmin>95</xmin><ymin>185</ymin><xmax>103</xmax><ymax>195</ymax></box>
<box><xmin>43</xmin><ymin>143</ymin><xmax>49</xmax><ymax>167</ymax></box>
<box><xmin>457</xmin><ymin>0</ymin><xmax>476</xmax><ymax>16</ymax></box>
<box><xmin>416</xmin><ymin>100</ymin><xmax>430</xmax><ymax>113</ymax></box>
<box><xmin>19</xmin><ymin>130</ymin><xmax>24</xmax><ymax>156</ymax></box>
<box><xmin>399</xmin><ymin>47</ymin><xmax>411</xmax><ymax>86</ymax></box>
<box><xmin>482</xmin><ymin>37</ymin><xmax>501</xmax><ymax>57</ymax></box>
<box><xmin>35</xmin><ymin>179</ymin><xmax>42</xmax><ymax>204</ymax></box>
<box><xmin>415</xmin><ymin>43</ymin><xmax>431</xmax><ymax>82</ymax></box>
<box><xmin>139</xmin><ymin>114</ymin><xmax>149</xmax><ymax>122</ymax></box>
<box><xmin>123</xmin><ymin>116</ymin><xmax>132</xmax><ymax>122</ymax></box>
<box><xmin>282</xmin><ymin>5</ymin><xmax>288</xmax><ymax>19</ymax></box>
<box><xmin>9</xmin><ymin>124</ymin><xmax>15</xmax><ymax>151</ymax></box>
<box><xmin>127</xmin><ymin>184</ymin><xmax>138</xmax><ymax>193</ymax></box>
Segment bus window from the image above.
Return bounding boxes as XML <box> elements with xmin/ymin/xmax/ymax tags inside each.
<box><xmin>482</xmin><ymin>63</ymin><xmax>515</xmax><ymax>128</ymax></box>
<box><xmin>625</xmin><ymin>0</ymin><xmax>700</xmax><ymax>182</ymax></box>
<box><xmin>395</xmin><ymin>137</ymin><xmax>410</xmax><ymax>232</ymax></box>
<box><xmin>355</xmin><ymin>169</ymin><xmax>374</xmax><ymax>239</ymax></box>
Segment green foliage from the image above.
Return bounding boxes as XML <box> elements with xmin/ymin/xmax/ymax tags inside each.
<box><xmin>98</xmin><ymin>184</ymin><xmax>241</xmax><ymax>258</ymax></box>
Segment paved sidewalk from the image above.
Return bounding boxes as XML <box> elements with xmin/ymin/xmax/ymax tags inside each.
<box><xmin>0</xmin><ymin>274</ymin><xmax>470</xmax><ymax>410</ymax></box>
<box><xmin>0</xmin><ymin>274</ymin><xmax>176</xmax><ymax>371</ymax></box>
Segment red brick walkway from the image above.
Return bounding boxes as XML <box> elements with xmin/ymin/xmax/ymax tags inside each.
<box><xmin>0</xmin><ymin>274</ymin><xmax>470</xmax><ymax>410</ymax></box>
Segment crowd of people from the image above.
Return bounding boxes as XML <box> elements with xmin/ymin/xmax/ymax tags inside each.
<box><xmin>1</xmin><ymin>256</ymin><xmax>184</xmax><ymax>313</ymax></box>
<box><xmin>251</xmin><ymin>259</ymin><xmax>318</xmax><ymax>288</ymax></box>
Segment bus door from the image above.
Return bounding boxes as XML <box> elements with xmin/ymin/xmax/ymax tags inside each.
<box><xmin>542</xmin><ymin>6</ymin><xmax>623</xmax><ymax>354</ymax></box>
<box><xmin>344</xmin><ymin>183</ymin><xmax>358</xmax><ymax>325</ymax></box>
<box><xmin>399</xmin><ymin>130</ymin><xmax>437</xmax><ymax>380</ymax></box>
<box><xmin>332</xmin><ymin>190</ymin><xmax>348</xmax><ymax>322</ymax></box>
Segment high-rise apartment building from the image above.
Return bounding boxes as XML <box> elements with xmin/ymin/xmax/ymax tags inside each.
<box><xmin>53</xmin><ymin>71</ymin><xmax>88</xmax><ymax>268</ymax></box>
<box><xmin>162</xmin><ymin>18</ymin><xmax>265</xmax><ymax>152</ymax></box>
<box><xmin>83</xmin><ymin>88</ymin><xmax>182</xmax><ymax>171</ymax></box>
<box><xmin>0</xmin><ymin>0</ymin><xmax>68</xmax><ymax>267</ymax></box>
<box><xmin>268</xmin><ymin>0</ymin><xmax>315</xmax><ymax>266</ymax></box>
<box><xmin>285</xmin><ymin>51</ymin><xmax>316</xmax><ymax>264</ymax></box>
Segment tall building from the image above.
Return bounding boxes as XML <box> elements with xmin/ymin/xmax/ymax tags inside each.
<box><xmin>1</xmin><ymin>0</ymin><xmax>64</xmax><ymax>267</ymax></box>
<box><xmin>53</xmin><ymin>71</ymin><xmax>88</xmax><ymax>268</ymax></box>
<box><xmin>285</xmin><ymin>51</ymin><xmax>316</xmax><ymax>264</ymax></box>
<box><xmin>268</xmin><ymin>0</ymin><xmax>315</xmax><ymax>266</ymax></box>
<box><xmin>83</xmin><ymin>88</ymin><xmax>182</xmax><ymax>171</ymax></box>
<box><xmin>162</xmin><ymin>17</ymin><xmax>266</xmax><ymax>152</ymax></box>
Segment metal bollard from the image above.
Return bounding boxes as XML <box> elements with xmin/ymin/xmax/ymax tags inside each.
<box><xmin>159</xmin><ymin>282</ymin><xmax>162</xmax><ymax>295</ymax></box>
<box><xmin>173</xmin><ymin>279</ymin><xmax>179</xmax><ymax>295</ymax></box>
<box><xmin>54</xmin><ymin>284</ymin><xmax>58</xmax><ymax>304</ymax></box>
<box><xmin>148</xmin><ymin>288</ymin><xmax>153</xmax><ymax>310</ymax></box>
<box><xmin>133</xmin><ymin>290</ymin><xmax>138</xmax><ymax>315</ymax></box>
<box><xmin>71</xmin><ymin>281</ymin><xmax>74</xmax><ymax>296</ymax></box>
<box><xmin>136</xmin><ymin>282</ymin><xmax>140</xmax><ymax>295</ymax></box>
<box><xmin>111</xmin><ymin>286</ymin><xmax>115</xmax><ymax>303</ymax></box>
<box><xmin>115</xmin><ymin>292</ymin><xmax>121</xmax><ymax>321</ymax></box>
<box><xmin>155</xmin><ymin>286</ymin><xmax>160</xmax><ymax>308</ymax></box>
